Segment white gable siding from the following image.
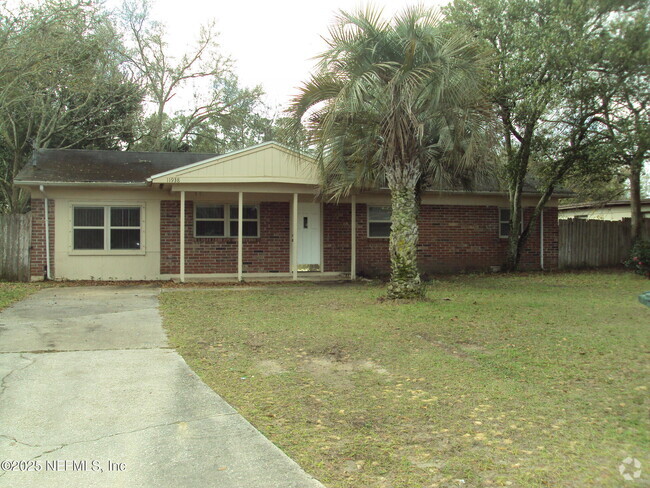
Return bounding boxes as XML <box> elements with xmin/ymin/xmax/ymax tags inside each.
<box><xmin>150</xmin><ymin>144</ymin><xmax>318</xmax><ymax>185</ymax></box>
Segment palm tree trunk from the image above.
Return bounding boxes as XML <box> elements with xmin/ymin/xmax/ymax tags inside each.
<box><xmin>386</xmin><ymin>170</ymin><xmax>423</xmax><ymax>299</ymax></box>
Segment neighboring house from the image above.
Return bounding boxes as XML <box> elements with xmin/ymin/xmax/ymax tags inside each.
<box><xmin>559</xmin><ymin>199</ymin><xmax>650</xmax><ymax>221</ymax></box>
<box><xmin>15</xmin><ymin>142</ymin><xmax>561</xmax><ymax>281</ymax></box>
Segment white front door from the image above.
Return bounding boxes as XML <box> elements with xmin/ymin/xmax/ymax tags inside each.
<box><xmin>297</xmin><ymin>202</ymin><xmax>321</xmax><ymax>268</ymax></box>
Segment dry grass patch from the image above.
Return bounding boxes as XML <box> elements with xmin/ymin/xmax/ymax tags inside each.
<box><xmin>0</xmin><ymin>282</ymin><xmax>49</xmax><ymax>310</ymax></box>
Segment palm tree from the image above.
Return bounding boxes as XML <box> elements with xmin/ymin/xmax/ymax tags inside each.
<box><xmin>290</xmin><ymin>6</ymin><xmax>495</xmax><ymax>299</ymax></box>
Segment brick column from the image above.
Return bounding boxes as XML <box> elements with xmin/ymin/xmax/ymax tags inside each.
<box><xmin>30</xmin><ymin>198</ymin><xmax>55</xmax><ymax>279</ymax></box>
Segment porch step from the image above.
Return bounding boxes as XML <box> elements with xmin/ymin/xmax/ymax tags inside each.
<box><xmin>172</xmin><ymin>272</ymin><xmax>351</xmax><ymax>283</ymax></box>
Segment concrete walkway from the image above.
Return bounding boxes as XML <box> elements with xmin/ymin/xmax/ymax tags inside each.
<box><xmin>0</xmin><ymin>286</ymin><xmax>324</xmax><ymax>488</ymax></box>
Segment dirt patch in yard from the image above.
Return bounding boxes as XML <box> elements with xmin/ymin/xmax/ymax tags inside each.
<box><xmin>299</xmin><ymin>357</ymin><xmax>390</xmax><ymax>388</ymax></box>
<box><xmin>414</xmin><ymin>332</ymin><xmax>490</xmax><ymax>363</ymax></box>
<box><xmin>255</xmin><ymin>359</ymin><xmax>288</xmax><ymax>376</ymax></box>
<box><xmin>255</xmin><ymin>355</ymin><xmax>390</xmax><ymax>387</ymax></box>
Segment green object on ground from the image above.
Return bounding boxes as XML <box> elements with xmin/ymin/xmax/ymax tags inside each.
<box><xmin>639</xmin><ymin>291</ymin><xmax>650</xmax><ymax>307</ymax></box>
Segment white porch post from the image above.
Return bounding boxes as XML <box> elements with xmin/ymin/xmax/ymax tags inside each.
<box><xmin>351</xmin><ymin>194</ymin><xmax>356</xmax><ymax>280</ymax></box>
<box><xmin>238</xmin><ymin>191</ymin><xmax>243</xmax><ymax>282</ymax></box>
<box><xmin>292</xmin><ymin>193</ymin><xmax>298</xmax><ymax>280</ymax></box>
<box><xmin>320</xmin><ymin>201</ymin><xmax>325</xmax><ymax>274</ymax></box>
<box><xmin>180</xmin><ymin>191</ymin><xmax>185</xmax><ymax>283</ymax></box>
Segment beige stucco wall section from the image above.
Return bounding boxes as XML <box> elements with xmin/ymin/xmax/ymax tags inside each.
<box><xmin>151</xmin><ymin>143</ymin><xmax>318</xmax><ymax>185</ymax></box>
<box><xmin>559</xmin><ymin>203</ymin><xmax>650</xmax><ymax>220</ymax></box>
<box><xmin>35</xmin><ymin>186</ymin><xmax>168</xmax><ymax>280</ymax></box>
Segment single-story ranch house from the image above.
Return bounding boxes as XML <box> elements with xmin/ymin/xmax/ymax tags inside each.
<box><xmin>15</xmin><ymin>142</ymin><xmax>561</xmax><ymax>282</ymax></box>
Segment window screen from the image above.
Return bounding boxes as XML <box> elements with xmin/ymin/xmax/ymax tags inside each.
<box><xmin>499</xmin><ymin>208</ymin><xmax>510</xmax><ymax>238</ymax></box>
<box><xmin>110</xmin><ymin>207</ymin><xmax>141</xmax><ymax>250</ymax></box>
<box><xmin>73</xmin><ymin>206</ymin><xmax>142</xmax><ymax>251</ymax></box>
<box><xmin>195</xmin><ymin>204</ymin><xmax>226</xmax><ymax>237</ymax></box>
<box><xmin>73</xmin><ymin>207</ymin><xmax>104</xmax><ymax>250</ymax></box>
<box><xmin>499</xmin><ymin>208</ymin><xmax>523</xmax><ymax>238</ymax></box>
<box><xmin>229</xmin><ymin>205</ymin><xmax>259</xmax><ymax>237</ymax></box>
<box><xmin>368</xmin><ymin>206</ymin><xmax>392</xmax><ymax>237</ymax></box>
<box><xmin>195</xmin><ymin>204</ymin><xmax>259</xmax><ymax>238</ymax></box>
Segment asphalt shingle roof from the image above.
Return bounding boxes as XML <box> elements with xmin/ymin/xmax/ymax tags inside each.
<box><xmin>14</xmin><ymin>148</ymin><xmax>572</xmax><ymax>196</ymax></box>
<box><xmin>14</xmin><ymin>149</ymin><xmax>219</xmax><ymax>185</ymax></box>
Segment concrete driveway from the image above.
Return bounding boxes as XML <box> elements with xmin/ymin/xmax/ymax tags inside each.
<box><xmin>0</xmin><ymin>286</ymin><xmax>324</xmax><ymax>488</ymax></box>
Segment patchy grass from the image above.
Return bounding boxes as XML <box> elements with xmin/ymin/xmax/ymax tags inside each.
<box><xmin>0</xmin><ymin>282</ymin><xmax>45</xmax><ymax>310</ymax></box>
<box><xmin>160</xmin><ymin>272</ymin><xmax>650</xmax><ymax>488</ymax></box>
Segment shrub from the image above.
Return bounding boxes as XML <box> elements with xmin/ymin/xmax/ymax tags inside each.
<box><xmin>625</xmin><ymin>239</ymin><xmax>650</xmax><ymax>278</ymax></box>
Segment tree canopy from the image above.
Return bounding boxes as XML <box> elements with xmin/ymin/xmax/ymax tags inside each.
<box><xmin>0</xmin><ymin>0</ymin><xmax>142</xmax><ymax>212</ymax></box>
<box><xmin>117</xmin><ymin>0</ymin><xmax>270</xmax><ymax>153</ymax></box>
<box><xmin>445</xmin><ymin>0</ymin><xmax>649</xmax><ymax>264</ymax></box>
<box><xmin>0</xmin><ymin>0</ymin><xmax>272</xmax><ymax>212</ymax></box>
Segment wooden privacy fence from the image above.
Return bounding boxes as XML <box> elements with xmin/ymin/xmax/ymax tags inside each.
<box><xmin>559</xmin><ymin>218</ymin><xmax>650</xmax><ymax>269</ymax></box>
<box><xmin>0</xmin><ymin>213</ymin><xmax>31</xmax><ymax>281</ymax></box>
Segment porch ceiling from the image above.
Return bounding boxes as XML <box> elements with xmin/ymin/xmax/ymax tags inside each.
<box><xmin>167</xmin><ymin>182</ymin><xmax>320</xmax><ymax>195</ymax></box>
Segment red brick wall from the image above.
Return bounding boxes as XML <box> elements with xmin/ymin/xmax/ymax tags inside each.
<box><xmin>160</xmin><ymin>200</ymin><xmax>290</xmax><ymax>274</ymax></box>
<box><xmin>324</xmin><ymin>203</ymin><xmax>559</xmax><ymax>276</ymax></box>
<box><xmin>158</xmin><ymin>199</ymin><xmax>557</xmax><ymax>277</ymax></box>
<box><xmin>537</xmin><ymin>206</ymin><xmax>559</xmax><ymax>269</ymax></box>
<box><xmin>30</xmin><ymin>198</ymin><xmax>55</xmax><ymax>278</ymax></box>
<box><xmin>323</xmin><ymin>203</ymin><xmax>352</xmax><ymax>273</ymax></box>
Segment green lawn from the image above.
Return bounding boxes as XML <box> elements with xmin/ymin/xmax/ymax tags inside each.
<box><xmin>160</xmin><ymin>272</ymin><xmax>650</xmax><ymax>488</ymax></box>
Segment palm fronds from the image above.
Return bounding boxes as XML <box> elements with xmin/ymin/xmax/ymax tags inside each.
<box><xmin>289</xmin><ymin>5</ymin><xmax>497</xmax><ymax>200</ymax></box>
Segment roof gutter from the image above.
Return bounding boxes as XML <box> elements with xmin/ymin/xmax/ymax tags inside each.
<box><xmin>425</xmin><ymin>190</ymin><xmax>551</xmax><ymax>197</ymax></box>
<box><xmin>559</xmin><ymin>200</ymin><xmax>650</xmax><ymax>211</ymax></box>
<box><xmin>15</xmin><ymin>181</ymin><xmax>149</xmax><ymax>187</ymax></box>
<box><xmin>374</xmin><ymin>186</ymin><xmax>570</xmax><ymax>197</ymax></box>
<box><xmin>15</xmin><ymin>180</ymin><xmax>561</xmax><ymax>197</ymax></box>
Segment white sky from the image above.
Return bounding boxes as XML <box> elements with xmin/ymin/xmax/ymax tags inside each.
<box><xmin>129</xmin><ymin>0</ymin><xmax>450</xmax><ymax>113</ymax></box>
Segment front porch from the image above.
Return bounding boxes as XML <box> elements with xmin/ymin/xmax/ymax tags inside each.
<box><xmin>147</xmin><ymin>142</ymin><xmax>360</xmax><ymax>282</ymax></box>
<box><xmin>159</xmin><ymin>191</ymin><xmax>360</xmax><ymax>282</ymax></box>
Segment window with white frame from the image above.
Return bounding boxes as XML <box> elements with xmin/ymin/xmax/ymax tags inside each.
<box><xmin>499</xmin><ymin>208</ymin><xmax>524</xmax><ymax>238</ymax></box>
<box><xmin>499</xmin><ymin>208</ymin><xmax>510</xmax><ymax>238</ymax></box>
<box><xmin>229</xmin><ymin>205</ymin><xmax>258</xmax><ymax>237</ymax></box>
<box><xmin>73</xmin><ymin>206</ymin><xmax>142</xmax><ymax>250</ymax></box>
<box><xmin>195</xmin><ymin>204</ymin><xmax>259</xmax><ymax>238</ymax></box>
<box><xmin>195</xmin><ymin>204</ymin><xmax>225</xmax><ymax>237</ymax></box>
<box><xmin>368</xmin><ymin>205</ymin><xmax>392</xmax><ymax>238</ymax></box>
<box><xmin>110</xmin><ymin>207</ymin><xmax>141</xmax><ymax>249</ymax></box>
<box><xmin>73</xmin><ymin>207</ymin><xmax>104</xmax><ymax>250</ymax></box>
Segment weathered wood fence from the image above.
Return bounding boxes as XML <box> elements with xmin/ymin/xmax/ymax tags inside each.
<box><xmin>559</xmin><ymin>218</ymin><xmax>650</xmax><ymax>269</ymax></box>
<box><xmin>0</xmin><ymin>213</ymin><xmax>31</xmax><ymax>281</ymax></box>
